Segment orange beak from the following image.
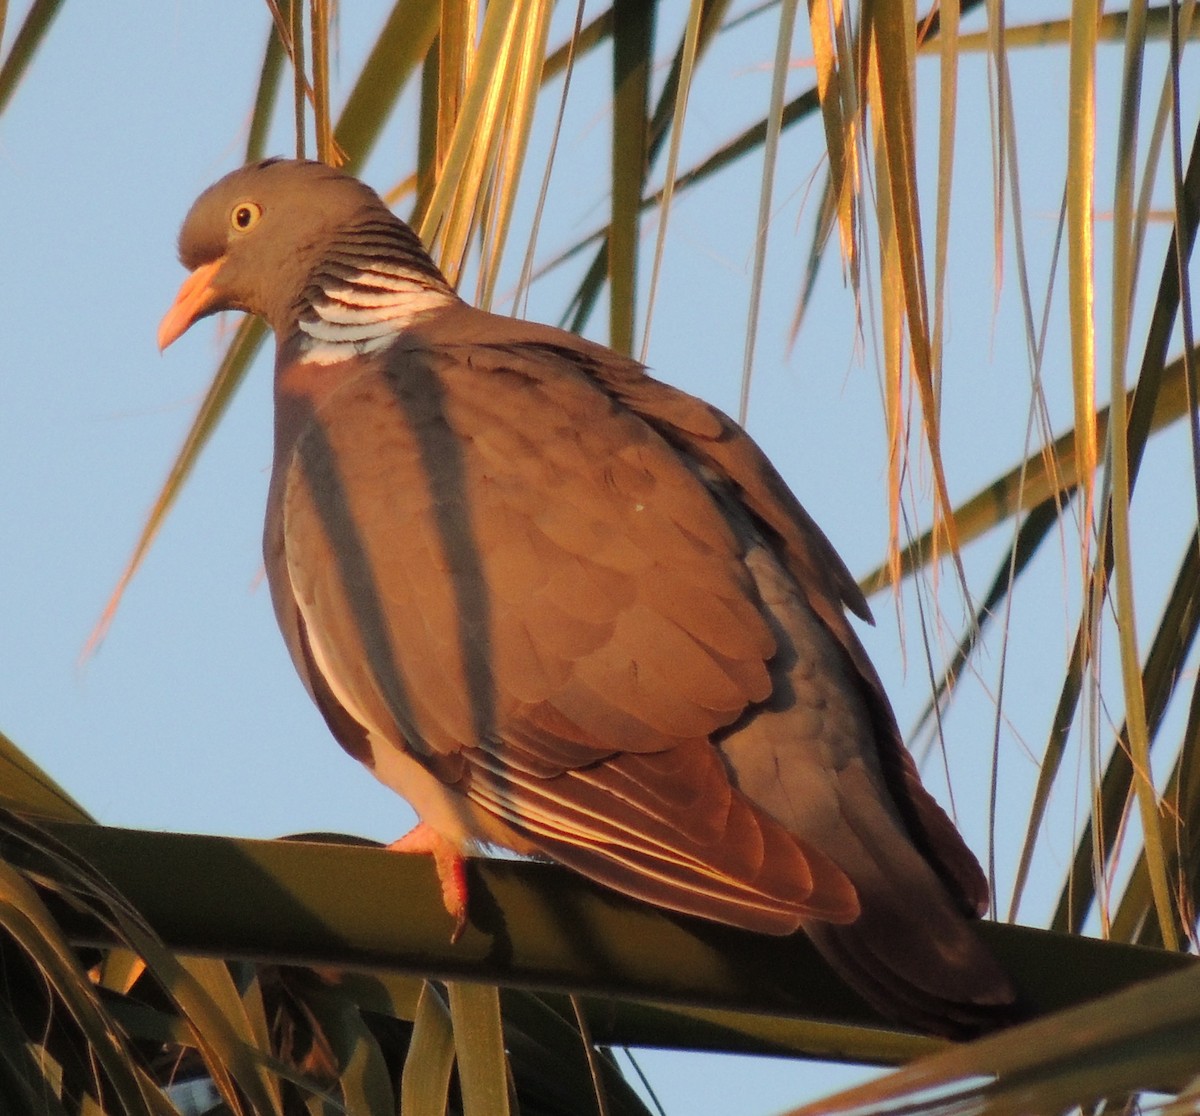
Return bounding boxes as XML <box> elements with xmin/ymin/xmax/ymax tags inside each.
<box><xmin>157</xmin><ymin>258</ymin><xmax>226</xmax><ymax>351</ymax></box>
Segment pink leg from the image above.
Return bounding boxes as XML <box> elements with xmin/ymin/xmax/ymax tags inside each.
<box><xmin>387</xmin><ymin>823</ymin><xmax>469</xmax><ymax>943</ymax></box>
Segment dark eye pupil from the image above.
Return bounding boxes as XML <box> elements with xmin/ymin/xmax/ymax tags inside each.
<box><xmin>235</xmin><ymin>207</ymin><xmax>252</xmax><ymax>228</ymax></box>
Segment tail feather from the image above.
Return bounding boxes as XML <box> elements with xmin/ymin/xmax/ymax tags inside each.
<box><xmin>801</xmin><ymin>915</ymin><xmax>1016</xmax><ymax>1038</ymax></box>
<box><xmin>801</xmin><ymin>765</ymin><xmax>1019</xmax><ymax>1037</ymax></box>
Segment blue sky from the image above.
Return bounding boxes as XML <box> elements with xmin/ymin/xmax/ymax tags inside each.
<box><xmin>2</xmin><ymin>1</ymin><xmax>1196</xmax><ymax>1111</ymax></box>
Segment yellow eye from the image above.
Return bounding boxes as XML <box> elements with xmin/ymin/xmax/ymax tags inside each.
<box><xmin>230</xmin><ymin>201</ymin><xmax>262</xmax><ymax>232</ymax></box>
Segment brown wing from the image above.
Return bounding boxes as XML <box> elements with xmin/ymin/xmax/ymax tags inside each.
<box><xmin>419</xmin><ymin>304</ymin><xmax>989</xmax><ymax>917</ymax></box>
<box><xmin>591</xmin><ymin>356</ymin><xmax>991</xmax><ymax>917</ymax></box>
<box><xmin>276</xmin><ymin>338</ymin><xmax>858</xmax><ymax>932</ymax></box>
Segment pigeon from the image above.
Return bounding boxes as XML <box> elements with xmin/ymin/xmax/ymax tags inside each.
<box><xmin>159</xmin><ymin>158</ymin><xmax>1017</xmax><ymax>1036</ymax></box>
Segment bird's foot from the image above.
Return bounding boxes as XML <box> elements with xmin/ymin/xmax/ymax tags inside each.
<box><xmin>387</xmin><ymin>823</ymin><xmax>469</xmax><ymax>943</ymax></box>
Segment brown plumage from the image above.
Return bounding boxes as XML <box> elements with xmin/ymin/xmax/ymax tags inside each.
<box><xmin>159</xmin><ymin>158</ymin><xmax>1017</xmax><ymax>1037</ymax></box>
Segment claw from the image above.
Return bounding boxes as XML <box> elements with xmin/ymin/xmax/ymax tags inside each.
<box><xmin>388</xmin><ymin>823</ymin><xmax>469</xmax><ymax>942</ymax></box>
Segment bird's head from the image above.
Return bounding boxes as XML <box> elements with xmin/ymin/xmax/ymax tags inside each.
<box><xmin>158</xmin><ymin>158</ymin><xmax>422</xmax><ymax>348</ymax></box>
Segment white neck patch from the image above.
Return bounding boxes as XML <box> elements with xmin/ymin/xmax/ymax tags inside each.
<box><xmin>295</xmin><ymin>265</ymin><xmax>456</xmax><ymax>365</ymax></box>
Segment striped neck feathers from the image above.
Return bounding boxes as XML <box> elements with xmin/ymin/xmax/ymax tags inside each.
<box><xmin>293</xmin><ymin>218</ymin><xmax>458</xmax><ymax>364</ymax></box>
